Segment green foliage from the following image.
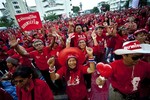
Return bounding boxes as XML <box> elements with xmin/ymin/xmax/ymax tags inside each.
<box><xmin>92</xmin><ymin>7</ymin><xmax>99</xmax><ymax>13</ymax></box>
<box><xmin>139</xmin><ymin>0</ymin><xmax>147</xmax><ymax>7</ymax></box>
<box><xmin>72</xmin><ymin>6</ymin><xmax>80</xmax><ymax>13</ymax></box>
<box><xmin>44</xmin><ymin>13</ymin><xmax>59</xmax><ymax>21</ymax></box>
<box><xmin>101</xmin><ymin>4</ymin><xmax>110</xmax><ymax>12</ymax></box>
<box><xmin>124</xmin><ymin>0</ymin><xmax>130</xmax><ymax>9</ymax></box>
<box><xmin>0</xmin><ymin>16</ymin><xmax>14</xmax><ymax>27</ymax></box>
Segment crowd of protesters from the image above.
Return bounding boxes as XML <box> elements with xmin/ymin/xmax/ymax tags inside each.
<box><xmin>0</xmin><ymin>5</ymin><xmax>150</xmax><ymax>100</ymax></box>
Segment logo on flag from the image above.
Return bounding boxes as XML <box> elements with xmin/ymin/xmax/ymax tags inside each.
<box><xmin>15</xmin><ymin>12</ymin><xmax>42</xmax><ymax>31</ymax></box>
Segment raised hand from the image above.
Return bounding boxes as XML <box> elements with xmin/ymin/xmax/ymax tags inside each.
<box><xmin>91</xmin><ymin>30</ymin><xmax>97</xmax><ymax>40</ymax></box>
<box><xmin>86</xmin><ymin>46</ymin><xmax>93</xmax><ymax>58</ymax></box>
<box><xmin>47</xmin><ymin>56</ymin><xmax>55</xmax><ymax>68</ymax></box>
<box><xmin>8</xmin><ymin>34</ymin><xmax>18</xmax><ymax>48</ymax></box>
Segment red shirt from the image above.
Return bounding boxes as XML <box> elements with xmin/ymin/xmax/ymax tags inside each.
<box><xmin>57</xmin><ymin>65</ymin><xmax>88</xmax><ymax>100</ymax></box>
<box><xmin>29</xmin><ymin>47</ymin><xmax>51</xmax><ymax>70</ymax></box>
<box><xmin>71</xmin><ymin>32</ymin><xmax>87</xmax><ymax>47</ymax></box>
<box><xmin>96</xmin><ymin>34</ymin><xmax>106</xmax><ymax>53</ymax></box>
<box><xmin>105</xmin><ymin>36</ymin><xmax>116</xmax><ymax>48</ymax></box>
<box><xmin>110</xmin><ymin>60</ymin><xmax>150</xmax><ymax>94</ymax></box>
<box><xmin>16</xmin><ymin>79</ymin><xmax>54</xmax><ymax>100</ymax></box>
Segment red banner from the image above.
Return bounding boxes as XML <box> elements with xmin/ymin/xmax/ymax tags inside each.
<box><xmin>15</xmin><ymin>12</ymin><xmax>42</xmax><ymax>31</ymax></box>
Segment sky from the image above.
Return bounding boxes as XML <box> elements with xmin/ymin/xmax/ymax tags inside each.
<box><xmin>0</xmin><ymin>0</ymin><xmax>105</xmax><ymax>16</ymax></box>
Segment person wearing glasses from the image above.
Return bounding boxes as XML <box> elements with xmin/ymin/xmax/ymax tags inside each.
<box><xmin>8</xmin><ymin>34</ymin><xmax>58</xmax><ymax>92</ymax></box>
<box><xmin>96</xmin><ymin>40</ymin><xmax>150</xmax><ymax>100</ymax></box>
<box><xmin>12</xmin><ymin>66</ymin><xmax>54</xmax><ymax>100</ymax></box>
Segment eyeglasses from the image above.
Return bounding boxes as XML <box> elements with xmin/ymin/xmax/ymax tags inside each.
<box><xmin>131</xmin><ymin>55</ymin><xmax>143</xmax><ymax>61</ymax></box>
<box><xmin>34</xmin><ymin>43</ymin><xmax>43</xmax><ymax>47</ymax></box>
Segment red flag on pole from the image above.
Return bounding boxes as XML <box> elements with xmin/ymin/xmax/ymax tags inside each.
<box><xmin>15</xmin><ymin>12</ymin><xmax>42</xmax><ymax>31</ymax></box>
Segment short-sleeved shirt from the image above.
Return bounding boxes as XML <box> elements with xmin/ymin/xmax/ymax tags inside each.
<box><xmin>29</xmin><ymin>47</ymin><xmax>51</xmax><ymax>70</ymax></box>
<box><xmin>110</xmin><ymin>59</ymin><xmax>150</xmax><ymax>94</ymax></box>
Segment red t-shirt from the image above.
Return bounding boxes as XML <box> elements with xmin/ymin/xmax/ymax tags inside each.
<box><xmin>57</xmin><ymin>65</ymin><xmax>88</xmax><ymax>100</ymax></box>
<box><xmin>16</xmin><ymin>79</ymin><xmax>54</xmax><ymax>100</ymax></box>
<box><xmin>96</xmin><ymin>34</ymin><xmax>106</xmax><ymax>53</ymax></box>
<box><xmin>71</xmin><ymin>32</ymin><xmax>87</xmax><ymax>47</ymax></box>
<box><xmin>110</xmin><ymin>59</ymin><xmax>150</xmax><ymax>94</ymax></box>
<box><xmin>29</xmin><ymin>47</ymin><xmax>51</xmax><ymax>70</ymax></box>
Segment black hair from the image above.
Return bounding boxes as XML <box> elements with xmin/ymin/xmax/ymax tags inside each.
<box><xmin>74</xmin><ymin>24</ymin><xmax>82</xmax><ymax>32</ymax></box>
<box><xmin>12</xmin><ymin>66</ymin><xmax>39</xmax><ymax>80</ymax></box>
<box><xmin>82</xmin><ymin>24</ymin><xmax>89</xmax><ymax>32</ymax></box>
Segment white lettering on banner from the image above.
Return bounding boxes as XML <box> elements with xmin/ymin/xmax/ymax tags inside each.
<box><xmin>17</xmin><ymin>15</ymin><xmax>37</xmax><ymax>22</ymax></box>
<box><xmin>131</xmin><ymin>77</ymin><xmax>140</xmax><ymax>91</ymax></box>
<box><xmin>124</xmin><ymin>43</ymin><xmax>141</xmax><ymax>50</ymax></box>
<box><xmin>21</xmin><ymin>19</ymin><xmax>39</xmax><ymax>29</ymax></box>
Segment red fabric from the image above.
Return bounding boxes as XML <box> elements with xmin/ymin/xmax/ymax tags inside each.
<box><xmin>114</xmin><ymin>34</ymin><xmax>127</xmax><ymax>50</ymax></box>
<box><xmin>29</xmin><ymin>47</ymin><xmax>51</xmax><ymax>70</ymax></box>
<box><xmin>16</xmin><ymin>79</ymin><xmax>54</xmax><ymax>100</ymax></box>
<box><xmin>122</xmin><ymin>40</ymin><xmax>141</xmax><ymax>50</ymax></box>
<box><xmin>105</xmin><ymin>36</ymin><xmax>116</xmax><ymax>48</ymax></box>
<box><xmin>71</xmin><ymin>32</ymin><xmax>87</xmax><ymax>47</ymax></box>
<box><xmin>110</xmin><ymin>59</ymin><xmax>150</xmax><ymax>94</ymax></box>
<box><xmin>57</xmin><ymin>65</ymin><xmax>88</xmax><ymax>100</ymax></box>
<box><xmin>15</xmin><ymin>12</ymin><xmax>42</xmax><ymax>31</ymax></box>
<box><xmin>96</xmin><ymin>34</ymin><xmax>106</xmax><ymax>53</ymax></box>
<box><xmin>0</xmin><ymin>88</ymin><xmax>13</xmax><ymax>100</ymax></box>
<box><xmin>90</xmin><ymin>71</ymin><xmax>110</xmax><ymax>100</ymax></box>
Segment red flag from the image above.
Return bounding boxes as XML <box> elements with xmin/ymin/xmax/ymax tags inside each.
<box><xmin>15</xmin><ymin>12</ymin><xmax>42</xmax><ymax>31</ymax></box>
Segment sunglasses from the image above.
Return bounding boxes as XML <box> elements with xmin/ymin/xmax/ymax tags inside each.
<box><xmin>13</xmin><ymin>80</ymin><xmax>24</xmax><ymax>84</ymax></box>
<box><xmin>131</xmin><ymin>55</ymin><xmax>143</xmax><ymax>61</ymax></box>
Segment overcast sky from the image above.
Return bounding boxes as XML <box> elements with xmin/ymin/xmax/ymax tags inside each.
<box><xmin>0</xmin><ymin>0</ymin><xmax>105</xmax><ymax>16</ymax></box>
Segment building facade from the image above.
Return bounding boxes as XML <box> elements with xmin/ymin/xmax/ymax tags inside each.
<box><xmin>1</xmin><ymin>0</ymin><xmax>29</xmax><ymax>25</ymax></box>
<box><xmin>108</xmin><ymin>0</ymin><xmax>128</xmax><ymax>11</ymax></box>
<box><xmin>35</xmin><ymin>0</ymin><xmax>73</xmax><ymax>20</ymax></box>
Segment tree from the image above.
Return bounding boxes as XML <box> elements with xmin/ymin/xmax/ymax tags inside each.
<box><xmin>43</xmin><ymin>13</ymin><xmax>59</xmax><ymax>21</ymax></box>
<box><xmin>72</xmin><ymin>6</ymin><xmax>80</xmax><ymax>14</ymax></box>
<box><xmin>92</xmin><ymin>7</ymin><xmax>99</xmax><ymax>13</ymax></box>
<box><xmin>101</xmin><ymin>4</ymin><xmax>110</xmax><ymax>12</ymax></box>
<box><xmin>124</xmin><ymin>0</ymin><xmax>130</xmax><ymax>9</ymax></box>
<box><xmin>0</xmin><ymin>16</ymin><xmax>14</xmax><ymax>27</ymax></box>
<box><xmin>124</xmin><ymin>0</ymin><xmax>148</xmax><ymax>9</ymax></box>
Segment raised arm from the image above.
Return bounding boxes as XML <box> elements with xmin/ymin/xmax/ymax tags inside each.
<box><xmin>91</xmin><ymin>30</ymin><xmax>98</xmax><ymax>46</ymax></box>
<box><xmin>86</xmin><ymin>47</ymin><xmax>95</xmax><ymax>73</ymax></box>
<box><xmin>47</xmin><ymin>57</ymin><xmax>60</xmax><ymax>80</ymax></box>
<box><xmin>9</xmin><ymin>35</ymin><xmax>29</xmax><ymax>57</ymax></box>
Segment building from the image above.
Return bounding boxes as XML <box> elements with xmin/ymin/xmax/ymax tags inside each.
<box><xmin>107</xmin><ymin>0</ymin><xmax>150</xmax><ymax>11</ymax></box>
<box><xmin>97</xmin><ymin>1</ymin><xmax>109</xmax><ymax>13</ymax></box>
<box><xmin>0</xmin><ymin>0</ymin><xmax>29</xmax><ymax>25</ymax></box>
<box><xmin>107</xmin><ymin>0</ymin><xmax>128</xmax><ymax>11</ymax></box>
<box><xmin>35</xmin><ymin>0</ymin><xmax>73</xmax><ymax>20</ymax></box>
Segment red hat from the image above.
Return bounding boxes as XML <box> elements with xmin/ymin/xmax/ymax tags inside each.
<box><xmin>58</xmin><ymin>47</ymin><xmax>86</xmax><ymax>66</ymax></box>
<box><xmin>77</xmin><ymin>37</ymin><xmax>86</xmax><ymax>43</ymax></box>
<box><xmin>134</xmin><ymin>29</ymin><xmax>148</xmax><ymax>36</ymax></box>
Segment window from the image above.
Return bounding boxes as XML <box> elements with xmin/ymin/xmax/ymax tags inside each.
<box><xmin>16</xmin><ymin>10</ymin><xmax>21</xmax><ymax>13</ymax></box>
<box><xmin>14</xmin><ymin>6</ymin><xmax>20</xmax><ymax>9</ymax></box>
<box><xmin>12</xmin><ymin>1</ymin><xmax>18</xmax><ymax>4</ymax></box>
